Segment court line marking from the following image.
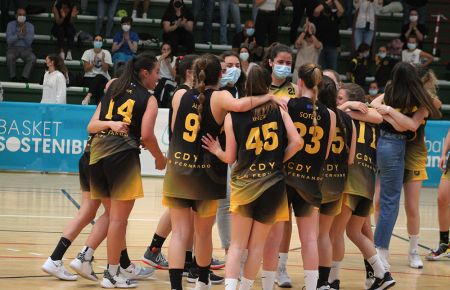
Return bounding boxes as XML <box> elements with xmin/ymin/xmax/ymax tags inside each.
<box><xmin>61</xmin><ymin>189</ymin><xmax>96</xmax><ymax>225</ymax></box>
<box><xmin>29</xmin><ymin>252</ymin><xmax>42</xmax><ymax>256</ymax></box>
<box><xmin>0</xmin><ymin>214</ymin><xmax>161</xmax><ymax>222</ymax></box>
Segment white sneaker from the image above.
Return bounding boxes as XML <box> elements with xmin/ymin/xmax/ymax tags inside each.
<box><xmin>131</xmin><ymin>10</ymin><xmax>137</xmax><ymax>19</ymax></box>
<box><xmin>142</xmin><ymin>13</ymin><xmax>147</xmax><ymax>19</ymax></box>
<box><xmin>408</xmin><ymin>250</ymin><xmax>424</xmax><ymax>269</ymax></box>
<box><xmin>59</xmin><ymin>51</ymin><xmax>65</xmax><ymax>60</ymax></box>
<box><xmin>69</xmin><ymin>252</ymin><xmax>98</xmax><ymax>281</ymax></box>
<box><xmin>376</xmin><ymin>248</ymin><xmax>391</xmax><ymax>272</ymax></box>
<box><xmin>276</xmin><ymin>265</ymin><xmax>292</xmax><ymax>288</ymax></box>
<box><xmin>66</xmin><ymin>51</ymin><xmax>72</xmax><ymax>61</ymax></box>
<box><xmin>42</xmin><ymin>257</ymin><xmax>77</xmax><ymax>281</ymax></box>
<box><xmin>120</xmin><ymin>262</ymin><xmax>154</xmax><ymax>280</ymax></box>
<box><xmin>318</xmin><ymin>285</ymin><xmax>331</xmax><ymax>290</ymax></box>
<box><xmin>364</xmin><ymin>277</ymin><xmax>375</xmax><ymax>290</ymax></box>
<box><xmin>194</xmin><ymin>279</ymin><xmax>211</xmax><ymax>290</ymax></box>
<box><xmin>101</xmin><ymin>270</ymin><xmax>138</xmax><ymax>288</ymax></box>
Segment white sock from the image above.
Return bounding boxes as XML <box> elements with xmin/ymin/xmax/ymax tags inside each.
<box><xmin>142</xmin><ymin>12</ymin><xmax>147</xmax><ymax>18</ymax></box>
<box><xmin>225</xmin><ymin>278</ymin><xmax>238</xmax><ymax>290</ymax></box>
<box><xmin>241</xmin><ymin>249</ymin><xmax>248</xmax><ymax>264</ymax></box>
<box><xmin>108</xmin><ymin>264</ymin><xmax>119</xmax><ymax>276</ymax></box>
<box><xmin>239</xmin><ymin>277</ymin><xmax>254</xmax><ymax>290</ymax></box>
<box><xmin>328</xmin><ymin>261</ymin><xmax>341</xmax><ymax>283</ymax></box>
<box><xmin>409</xmin><ymin>235</ymin><xmax>419</xmax><ymax>253</ymax></box>
<box><xmin>278</xmin><ymin>252</ymin><xmax>288</xmax><ymax>268</ymax></box>
<box><xmin>304</xmin><ymin>270</ymin><xmax>319</xmax><ymax>290</ymax></box>
<box><xmin>81</xmin><ymin>246</ymin><xmax>94</xmax><ymax>261</ymax></box>
<box><xmin>367</xmin><ymin>254</ymin><xmax>385</xmax><ymax>279</ymax></box>
<box><xmin>261</xmin><ymin>270</ymin><xmax>276</xmax><ymax>290</ymax></box>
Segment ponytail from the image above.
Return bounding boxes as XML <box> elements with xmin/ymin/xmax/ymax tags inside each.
<box><xmin>299</xmin><ymin>64</ymin><xmax>322</xmax><ymax>132</ymax></box>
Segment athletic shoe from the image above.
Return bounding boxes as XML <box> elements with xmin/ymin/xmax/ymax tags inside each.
<box><xmin>194</xmin><ymin>279</ymin><xmax>211</xmax><ymax>290</ymax></box>
<box><xmin>42</xmin><ymin>257</ymin><xmax>77</xmax><ymax>281</ymax></box>
<box><xmin>425</xmin><ymin>243</ymin><xmax>450</xmax><ymax>261</ymax></box>
<box><xmin>317</xmin><ymin>285</ymin><xmax>331</xmax><ymax>290</ymax></box>
<box><xmin>70</xmin><ymin>252</ymin><xmax>98</xmax><ymax>281</ymax></box>
<box><xmin>408</xmin><ymin>249</ymin><xmax>424</xmax><ymax>269</ymax></box>
<box><xmin>329</xmin><ymin>279</ymin><xmax>340</xmax><ymax>290</ymax></box>
<box><xmin>121</xmin><ymin>263</ymin><xmax>154</xmax><ymax>280</ymax></box>
<box><xmin>210</xmin><ymin>257</ymin><xmax>225</xmax><ymax>270</ymax></box>
<box><xmin>367</xmin><ymin>272</ymin><xmax>395</xmax><ymax>290</ymax></box>
<box><xmin>276</xmin><ymin>265</ymin><xmax>292</xmax><ymax>288</ymax></box>
<box><xmin>66</xmin><ymin>51</ymin><xmax>72</xmax><ymax>61</ymax></box>
<box><xmin>187</xmin><ymin>268</ymin><xmax>224</xmax><ymax>285</ymax></box>
<box><xmin>365</xmin><ymin>277</ymin><xmax>375</xmax><ymax>290</ymax></box>
<box><xmin>101</xmin><ymin>270</ymin><xmax>137</xmax><ymax>288</ymax></box>
<box><xmin>142</xmin><ymin>247</ymin><xmax>169</xmax><ymax>269</ymax></box>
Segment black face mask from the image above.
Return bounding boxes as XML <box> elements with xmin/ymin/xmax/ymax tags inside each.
<box><xmin>173</xmin><ymin>1</ymin><xmax>183</xmax><ymax>8</ymax></box>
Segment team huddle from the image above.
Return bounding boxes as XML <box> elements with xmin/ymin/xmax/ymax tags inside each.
<box><xmin>40</xmin><ymin>44</ymin><xmax>450</xmax><ymax>290</ymax></box>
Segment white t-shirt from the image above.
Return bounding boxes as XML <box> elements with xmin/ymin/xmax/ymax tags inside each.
<box><xmin>41</xmin><ymin>70</ymin><xmax>67</xmax><ymax>104</ymax></box>
<box><xmin>157</xmin><ymin>55</ymin><xmax>176</xmax><ymax>80</ymax></box>
<box><xmin>81</xmin><ymin>49</ymin><xmax>113</xmax><ymax>79</ymax></box>
<box><xmin>402</xmin><ymin>48</ymin><xmax>422</xmax><ymax>65</ymax></box>
<box><xmin>259</xmin><ymin>0</ymin><xmax>277</xmax><ymax>11</ymax></box>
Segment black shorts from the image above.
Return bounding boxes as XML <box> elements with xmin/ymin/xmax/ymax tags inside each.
<box><xmin>79</xmin><ymin>152</ymin><xmax>90</xmax><ymax>192</ymax></box>
<box><xmin>287</xmin><ymin>185</ymin><xmax>318</xmax><ymax>217</ymax></box>
<box><xmin>343</xmin><ymin>193</ymin><xmax>373</xmax><ymax>217</ymax></box>
<box><xmin>90</xmin><ymin>149</ymin><xmax>143</xmax><ymax>200</ymax></box>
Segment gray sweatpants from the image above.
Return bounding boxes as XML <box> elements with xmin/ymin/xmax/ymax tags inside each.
<box><xmin>216</xmin><ymin>166</ymin><xmax>231</xmax><ymax>250</ymax></box>
<box><xmin>7</xmin><ymin>46</ymin><xmax>36</xmax><ymax>79</ymax></box>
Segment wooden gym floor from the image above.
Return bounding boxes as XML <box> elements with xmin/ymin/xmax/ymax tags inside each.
<box><xmin>0</xmin><ymin>172</ymin><xmax>449</xmax><ymax>289</ymax></box>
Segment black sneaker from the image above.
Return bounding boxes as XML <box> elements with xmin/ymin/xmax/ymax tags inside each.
<box><xmin>368</xmin><ymin>272</ymin><xmax>396</xmax><ymax>290</ymax></box>
<box><xmin>183</xmin><ymin>261</ymin><xmax>193</xmax><ymax>277</ymax></box>
<box><xmin>329</xmin><ymin>279</ymin><xmax>340</xmax><ymax>290</ymax></box>
<box><xmin>142</xmin><ymin>247</ymin><xmax>168</xmax><ymax>269</ymax></box>
<box><xmin>186</xmin><ymin>268</ymin><xmax>224</xmax><ymax>285</ymax></box>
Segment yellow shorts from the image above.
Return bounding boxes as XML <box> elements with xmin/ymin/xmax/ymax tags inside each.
<box><xmin>162</xmin><ymin>196</ymin><xmax>218</xmax><ymax>217</ymax></box>
<box><xmin>404</xmin><ymin>168</ymin><xmax>428</xmax><ymax>183</ymax></box>
<box><xmin>320</xmin><ymin>197</ymin><xmax>343</xmax><ymax>217</ymax></box>
<box><xmin>442</xmin><ymin>169</ymin><xmax>450</xmax><ymax>181</ymax></box>
<box><xmin>343</xmin><ymin>193</ymin><xmax>373</xmax><ymax>217</ymax></box>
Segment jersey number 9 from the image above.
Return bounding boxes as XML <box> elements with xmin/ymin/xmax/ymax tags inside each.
<box><xmin>183</xmin><ymin>113</ymin><xmax>200</xmax><ymax>142</ymax></box>
<box><xmin>245</xmin><ymin>122</ymin><xmax>279</xmax><ymax>155</ymax></box>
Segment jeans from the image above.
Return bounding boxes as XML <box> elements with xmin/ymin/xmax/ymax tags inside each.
<box><xmin>374</xmin><ymin>131</ymin><xmax>407</xmax><ymax>249</ymax></box>
<box><xmin>354</xmin><ymin>28</ymin><xmax>374</xmax><ymax>50</ymax></box>
<box><xmin>216</xmin><ymin>166</ymin><xmax>231</xmax><ymax>250</ymax></box>
<box><xmin>319</xmin><ymin>46</ymin><xmax>338</xmax><ymax>71</ymax></box>
<box><xmin>219</xmin><ymin>0</ymin><xmax>241</xmax><ymax>45</ymax></box>
<box><xmin>95</xmin><ymin>0</ymin><xmax>120</xmax><ymax>38</ymax></box>
<box><xmin>192</xmin><ymin>0</ymin><xmax>215</xmax><ymax>43</ymax></box>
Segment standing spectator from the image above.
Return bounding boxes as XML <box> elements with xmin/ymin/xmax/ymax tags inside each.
<box><xmin>112</xmin><ymin>16</ymin><xmax>139</xmax><ymax>69</ymax></box>
<box><xmin>192</xmin><ymin>0</ymin><xmax>215</xmax><ymax>44</ymax></box>
<box><xmin>293</xmin><ymin>21</ymin><xmax>322</xmax><ymax>83</ymax></box>
<box><xmin>95</xmin><ymin>0</ymin><xmax>120</xmax><ymax>38</ymax></box>
<box><xmin>353</xmin><ymin>0</ymin><xmax>383</xmax><ymax>52</ymax></box>
<box><xmin>254</xmin><ymin>0</ymin><xmax>280</xmax><ymax>48</ymax></box>
<box><xmin>375</xmin><ymin>44</ymin><xmax>398</xmax><ymax>90</ymax></box>
<box><xmin>289</xmin><ymin>0</ymin><xmax>308</xmax><ymax>44</ymax></box>
<box><xmin>401</xmin><ymin>8</ymin><xmax>427</xmax><ymax>49</ymax></box>
<box><xmin>52</xmin><ymin>0</ymin><xmax>78</xmax><ymax>61</ymax></box>
<box><xmin>219</xmin><ymin>0</ymin><xmax>242</xmax><ymax>45</ymax></box>
<box><xmin>154</xmin><ymin>42</ymin><xmax>177</xmax><ymax>108</ymax></box>
<box><xmin>6</xmin><ymin>7</ymin><xmax>36</xmax><ymax>82</ymax></box>
<box><xmin>311</xmin><ymin>0</ymin><xmax>344</xmax><ymax>70</ymax></box>
<box><xmin>132</xmin><ymin>0</ymin><xmax>150</xmax><ymax>19</ymax></box>
<box><xmin>401</xmin><ymin>35</ymin><xmax>433</xmax><ymax>66</ymax></box>
<box><xmin>79</xmin><ymin>0</ymin><xmax>88</xmax><ymax>14</ymax></box>
<box><xmin>347</xmin><ymin>43</ymin><xmax>370</xmax><ymax>87</ymax></box>
<box><xmin>343</xmin><ymin>0</ymin><xmax>353</xmax><ymax>29</ymax></box>
<box><xmin>232</xmin><ymin>20</ymin><xmax>256</xmax><ymax>55</ymax></box>
<box><xmin>162</xmin><ymin>0</ymin><xmax>195</xmax><ymax>55</ymax></box>
<box><xmin>81</xmin><ymin>34</ymin><xmax>112</xmax><ymax>105</ymax></box>
<box><xmin>41</xmin><ymin>54</ymin><xmax>67</xmax><ymax>104</ymax></box>
<box><xmin>403</xmin><ymin>0</ymin><xmax>427</xmax><ymax>25</ymax></box>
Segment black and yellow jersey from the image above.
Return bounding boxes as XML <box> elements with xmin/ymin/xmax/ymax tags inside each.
<box><xmin>163</xmin><ymin>89</ymin><xmax>227</xmax><ymax>200</ymax></box>
<box><xmin>83</xmin><ymin>134</ymin><xmax>94</xmax><ymax>154</ymax></box>
<box><xmin>379</xmin><ymin>104</ymin><xmax>418</xmax><ymax>139</ymax></box>
<box><xmin>344</xmin><ymin>120</ymin><xmax>379</xmax><ymax>199</ymax></box>
<box><xmin>320</xmin><ymin>110</ymin><xmax>354</xmax><ymax>203</ymax></box>
<box><xmin>169</xmin><ymin>84</ymin><xmax>191</xmax><ymax>141</ymax></box>
<box><xmin>230</xmin><ymin>104</ymin><xmax>287</xmax><ymax>206</ymax></box>
<box><xmin>90</xmin><ymin>82</ymin><xmax>151</xmax><ymax>164</ymax></box>
<box><xmin>270</xmin><ymin>81</ymin><xmax>297</xmax><ymax>99</ymax></box>
<box><xmin>405</xmin><ymin>121</ymin><xmax>427</xmax><ymax>171</ymax></box>
<box><xmin>285</xmin><ymin>97</ymin><xmax>331</xmax><ymax>205</ymax></box>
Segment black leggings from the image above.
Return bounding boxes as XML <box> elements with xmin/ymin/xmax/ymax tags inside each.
<box><xmin>82</xmin><ymin>74</ymin><xmax>108</xmax><ymax>105</ymax></box>
<box><xmin>163</xmin><ymin>28</ymin><xmax>195</xmax><ymax>55</ymax></box>
<box><xmin>255</xmin><ymin>10</ymin><xmax>278</xmax><ymax>47</ymax></box>
<box><xmin>52</xmin><ymin>23</ymin><xmax>77</xmax><ymax>50</ymax></box>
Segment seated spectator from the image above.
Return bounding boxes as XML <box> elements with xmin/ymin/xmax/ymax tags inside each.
<box><xmin>375</xmin><ymin>44</ymin><xmax>398</xmax><ymax>90</ymax></box>
<box><xmin>52</xmin><ymin>0</ymin><xmax>78</xmax><ymax>61</ymax></box>
<box><xmin>232</xmin><ymin>20</ymin><xmax>256</xmax><ymax>56</ymax></box>
<box><xmin>403</xmin><ymin>0</ymin><xmax>427</xmax><ymax>25</ymax></box>
<box><xmin>353</xmin><ymin>0</ymin><xmax>383</xmax><ymax>52</ymax></box>
<box><xmin>192</xmin><ymin>0</ymin><xmax>215</xmax><ymax>44</ymax></box>
<box><xmin>154</xmin><ymin>42</ymin><xmax>177</xmax><ymax>108</ymax></box>
<box><xmin>401</xmin><ymin>35</ymin><xmax>433</xmax><ymax>66</ymax></box>
<box><xmin>368</xmin><ymin>80</ymin><xmax>380</xmax><ymax>102</ymax></box>
<box><xmin>41</xmin><ymin>54</ymin><xmax>67</xmax><ymax>104</ymax></box>
<box><xmin>219</xmin><ymin>0</ymin><xmax>242</xmax><ymax>45</ymax></box>
<box><xmin>401</xmin><ymin>8</ymin><xmax>427</xmax><ymax>49</ymax></box>
<box><xmin>81</xmin><ymin>34</ymin><xmax>112</xmax><ymax>105</ymax></box>
<box><xmin>238</xmin><ymin>46</ymin><xmax>257</xmax><ymax>74</ymax></box>
<box><xmin>219</xmin><ymin>51</ymin><xmax>246</xmax><ymax>99</ymax></box>
<box><xmin>112</xmin><ymin>16</ymin><xmax>139</xmax><ymax>69</ymax></box>
<box><xmin>80</xmin><ymin>0</ymin><xmax>88</xmax><ymax>14</ymax></box>
<box><xmin>347</xmin><ymin>43</ymin><xmax>370</xmax><ymax>87</ymax></box>
<box><xmin>293</xmin><ymin>21</ymin><xmax>322</xmax><ymax>83</ymax></box>
<box><xmin>95</xmin><ymin>0</ymin><xmax>120</xmax><ymax>38</ymax></box>
<box><xmin>162</xmin><ymin>0</ymin><xmax>195</xmax><ymax>55</ymax></box>
<box><xmin>6</xmin><ymin>7</ymin><xmax>36</xmax><ymax>82</ymax></box>
<box><xmin>254</xmin><ymin>0</ymin><xmax>280</xmax><ymax>48</ymax></box>
<box><xmin>132</xmin><ymin>0</ymin><xmax>150</xmax><ymax>19</ymax></box>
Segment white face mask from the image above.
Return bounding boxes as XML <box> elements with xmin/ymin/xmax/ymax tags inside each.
<box><xmin>122</xmin><ymin>24</ymin><xmax>131</xmax><ymax>32</ymax></box>
<box><xmin>17</xmin><ymin>15</ymin><xmax>26</xmax><ymax>23</ymax></box>
<box><xmin>409</xmin><ymin>15</ymin><xmax>418</xmax><ymax>22</ymax></box>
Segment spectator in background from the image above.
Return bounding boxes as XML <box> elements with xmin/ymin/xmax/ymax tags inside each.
<box><xmin>254</xmin><ymin>0</ymin><xmax>280</xmax><ymax>48</ymax></box>
<box><xmin>347</xmin><ymin>42</ymin><xmax>370</xmax><ymax>87</ymax></box>
<box><xmin>293</xmin><ymin>21</ymin><xmax>322</xmax><ymax>83</ymax></box>
<box><xmin>112</xmin><ymin>16</ymin><xmax>139</xmax><ymax>69</ymax></box>
<box><xmin>289</xmin><ymin>0</ymin><xmax>315</xmax><ymax>44</ymax></box>
<box><xmin>154</xmin><ymin>42</ymin><xmax>177</xmax><ymax>108</ymax></box>
<box><xmin>219</xmin><ymin>0</ymin><xmax>242</xmax><ymax>45</ymax></box>
<box><xmin>95</xmin><ymin>0</ymin><xmax>120</xmax><ymax>38</ymax></box>
<box><xmin>232</xmin><ymin>20</ymin><xmax>256</xmax><ymax>55</ymax></box>
<box><xmin>79</xmin><ymin>0</ymin><xmax>88</xmax><ymax>14</ymax></box>
<box><xmin>375</xmin><ymin>44</ymin><xmax>398</xmax><ymax>90</ymax></box>
<box><xmin>368</xmin><ymin>80</ymin><xmax>380</xmax><ymax>101</ymax></box>
<box><xmin>353</xmin><ymin>0</ymin><xmax>383</xmax><ymax>52</ymax></box>
<box><xmin>402</xmin><ymin>35</ymin><xmax>433</xmax><ymax>66</ymax></box>
<box><xmin>343</xmin><ymin>0</ymin><xmax>353</xmax><ymax>29</ymax></box>
<box><xmin>52</xmin><ymin>0</ymin><xmax>78</xmax><ymax>61</ymax></box>
<box><xmin>162</xmin><ymin>0</ymin><xmax>195</xmax><ymax>55</ymax></box>
<box><xmin>132</xmin><ymin>0</ymin><xmax>150</xmax><ymax>19</ymax></box>
<box><xmin>403</xmin><ymin>0</ymin><xmax>427</xmax><ymax>25</ymax></box>
<box><xmin>401</xmin><ymin>8</ymin><xmax>427</xmax><ymax>49</ymax></box>
<box><xmin>81</xmin><ymin>34</ymin><xmax>112</xmax><ymax>105</ymax></box>
<box><xmin>41</xmin><ymin>54</ymin><xmax>67</xmax><ymax>104</ymax></box>
<box><xmin>311</xmin><ymin>0</ymin><xmax>344</xmax><ymax>70</ymax></box>
<box><xmin>6</xmin><ymin>7</ymin><xmax>36</xmax><ymax>82</ymax></box>
<box><xmin>239</xmin><ymin>46</ymin><xmax>257</xmax><ymax>74</ymax></box>
<box><xmin>192</xmin><ymin>0</ymin><xmax>215</xmax><ymax>44</ymax></box>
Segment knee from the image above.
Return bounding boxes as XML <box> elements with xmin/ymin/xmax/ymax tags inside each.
<box><xmin>345</xmin><ymin>228</ymin><xmax>360</xmax><ymax>242</ymax></box>
<box><xmin>6</xmin><ymin>52</ymin><xmax>16</xmax><ymax>62</ymax></box>
<box><xmin>437</xmin><ymin>193</ymin><xmax>450</xmax><ymax>208</ymax></box>
<box><xmin>28</xmin><ymin>53</ymin><xmax>37</xmax><ymax>63</ymax></box>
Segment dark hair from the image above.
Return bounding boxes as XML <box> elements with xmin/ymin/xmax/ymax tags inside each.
<box><xmin>175</xmin><ymin>54</ymin><xmax>199</xmax><ymax>84</ymax></box>
<box><xmin>162</xmin><ymin>0</ymin><xmax>189</xmax><ymax>27</ymax></box>
<box><xmin>161</xmin><ymin>42</ymin><xmax>174</xmax><ymax>62</ymax></box>
<box><xmin>47</xmin><ymin>53</ymin><xmax>68</xmax><ymax>79</ymax></box>
<box><xmin>261</xmin><ymin>43</ymin><xmax>292</xmax><ymax>72</ymax></box>
<box><xmin>239</xmin><ymin>45</ymin><xmax>252</xmax><ymax>62</ymax></box>
<box><xmin>384</xmin><ymin>62</ymin><xmax>441</xmax><ymax>118</ymax></box>
<box><xmin>409</xmin><ymin>8</ymin><xmax>418</xmax><ymax>14</ymax></box>
<box><xmin>357</xmin><ymin>43</ymin><xmax>371</xmax><ymax>54</ymax></box>
<box><xmin>246</xmin><ymin>65</ymin><xmax>276</xmax><ymax>117</ymax></box>
<box><xmin>342</xmin><ymin>83</ymin><xmax>367</xmax><ymax>103</ymax></box>
<box><xmin>121</xmin><ymin>16</ymin><xmax>133</xmax><ymax>25</ymax></box>
<box><xmin>298</xmin><ymin>63</ymin><xmax>322</xmax><ymax>126</ymax></box>
<box><xmin>108</xmin><ymin>53</ymin><xmax>158</xmax><ymax>100</ymax></box>
<box><xmin>193</xmin><ymin>54</ymin><xmax>222</xmax><ymax>130</ymax></box>
<box><xmin>220</xmin><ymin>51</ymin><xmax>246</xmax><ymax>98</ymax></box>
<box><xmin>93</xmin><ymin>34</ymin><xmax>103</xmax><ymax>40</ymax></box>
<box><xmin>407</xmin><ymin>34</ymin><xmax>418</xmax><ymax>41</ymax></box>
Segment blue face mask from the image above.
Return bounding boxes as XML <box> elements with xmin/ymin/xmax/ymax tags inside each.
<box><xmin>220</xmin><ymin>67</ymin><xmax>241</xmax><ymax>87</ymax></box>
<box><xmin>273</xmin><ymin>64</ymin><xmax>291</xmax><ymax>80</ymax></box>
<box><xmin>246</xmin><ymin>28</ymin><xmax>255</xmax><ymax>37</ymax></box>
<box><xmin>93</xmin><ymin>40</ymin><xmax>103</xmax><ymax>49</ymax></box>
<box><xmin>369</xmin><ymin>89</ymin><xmax>378</xmax><ymax>96</ymax></box>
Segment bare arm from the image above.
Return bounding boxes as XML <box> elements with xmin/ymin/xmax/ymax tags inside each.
<box><xmin>382</xmin><ymin>114</ymin><xmax>408</xmax><ymax>132</ymax></box>
<box><xmin>440</xmin><ymin>129</ymin><xmax>450</xmax><ymax>171</ymax></box>
<box><xmin>335</xmin><ymin>0</ymin><xmax>345</xmax><ymax>17</ymax></box>
<box><xmin>170</xmin><ymin>88</ymin><xmax>186</xmax><ymax>133</ymax></box>
<box><xmin>378</xmin><ymin>105</ymin><xmax>428</xmax><ymax>131</ymax></box>
<box><xmin>348</xmin><ymin>120</ymin><xmax>357</xmax><ymax>165</ymax></box>
<box><xmin>326</xmin><ymin>109</ymin><xmax>337</xmax><ymax>160</ymax></box>
<box><xmin>163</xmin><ymin>20</ymin><xmax>179</xmax><ymax>33</ymax></box>
<box><xmin>347</xmin><ymin>108</ymin><xmax>383</xmax><ymax>124</ymax></box>
<box><xmin>112</xmin><ymin>41</ymin><xmax>123</xmax><ymax>53</ymax></box>
<box><xmin>281</xmin><ymin>109</ymin><xmax>303</xmax><ymax>162</ymax></box>
<box><xmin>83</xmin><ymin>60</ymin><xmax>94</xmax><ymax>72</ymax></box>
<box><xmin>420</xmin><ymin>50</ymin><xmax>433</xmax><ymax>67</ymax></box>
<box><xmin>128</xmin><ymin>40</ymin><xmax>138</xmax><ymax>54</ymax></box>
<box><xmin>53</xmin><ymin>6</ymin><xmax>64</xmax><ymax>25</ymax></box>
<box><xmin>217</xmin><ymin>91</ymin><xmax>275</xmax><ymax>113</ymax></box>
<box><xmin>255</xmin><ymin>0</ymin><xmax>267</xmax><ymax>6</ymax></box>
<box><xmin>87</xmin><ymin>102</ymin><xmax>129</xmax><ymax>133</ymax></box>
<box><xmin>201</xmin><ymin>114</ymin><xmax>237</xmax><ymax>164</ymax></box>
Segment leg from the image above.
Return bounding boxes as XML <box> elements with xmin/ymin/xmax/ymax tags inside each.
<box><xmin>66</xmin><ymin>24</ymin><xmax>77</xmax><ymax>50</ymax></box>
<box><xmin>143</xmin><ymin>0</ymin><xmax>150</xmax><ymax>16</ymax></box>
<box><xmin>230</xmin><ymin>1</ymin><xmax>241</xmax><ymax>33</ymax></box>
<box><xmin>254</xmin><ymin>12</ymin><xmax>267</xmax><ymax>47</ymax></box>
<box><xmin>106</xmin><ymin>0</ymin><xmax>120</xmax><ymax>38</ymax></box>
<box><xmin>225</xmin><ymin>213</ymin><xmax>253</xmax><ymax>279</ymax></box>
<box><xmin>6</xmin><ymin>48</ymin><xmax>19</xmax><ymax>80</ymax></box>
<box><xmin>219</xmin><ymin>0</ymin><xmax>230</xmax><ymax>44</ymax></box>
<box><xmin>168</xmin><ymin>207</ymin><xmax>193</xmax><ymax>269</ymax></box>
<box><xmin>373</xmin><ymin>175</ymin><xmax>380</xmax><ymax>223</ymax></box>
<box><xmin>95</xmin><ymin>0</ymin><xmax>106</xmax><ymax>35</ymax></box>
<box><xmin>89</xmin><ymin>75</ymin><xmax>108</xmax><ymax>104</ymax></box>
<box><xmin>193</xmin><ymin>213</ymin><xmax>216</xmax><ymax>285</ymax></box>
<box><xmin>51</xmin><ymin>25</ymin><xmax>65</xmax><ymax>51</ymax></box>
<box><xmin>289</xmin><ymin>0</ymin><xmax>306</xmax><ymax>44</ymax></box>
<box><xmin>353</xmin><ymin>28</ymin><xmax>363</xmax><ymax>52</ymax></box>
<box><xmin>268</xmin><ymin>11</ymin><xmax>279</xmax><ymax>45</ymax></box>
<box><xmin>18</xmin><ymin>48</ymin><xmax>36</xmax><ymax>80</ymax></box>
<box><xmin>344</xmin><ymin>0</ymin><xmax>353</xmax><ymax>29</ymax></box>
<box><xmin>404</xmin><ymin>180</ymin><xmax>422</xmax><ymax>237</ymax></box>
<box><xmin>363</xmin><ymin>29</ymin><xmax>375</xmax><ymax>48</ymax></box>
<box><xmin>203</xmin><ymin>0</ymin><xmax>215</xmax><ymax>43</ymax></box>
<box><xmin>328</xmin><ymin>47</ymin><xmax>338</xmax><ymax>72</ymax></box>
<box><xmin>217</xmin><ymin>179</ymin><xmax>231</xmax><ymax>252</ymax></box>
<box><xmin>85</xmin><ymin>199</ymin><xmax>110</xmax><ymax>250</ymax></box>
<box><xmin>243</xmin><ymin>221</ymin><xmax>273</xmax><ymax>280</ymax></box>
<box><xmin>362</xmin><ymin>216</ymin><xmax>374</xmax><ymax>242</ymax></box>
<box><xmin>318</xmin><ymin>214</ymin><xmax>335</xmax><ymax>267</ymax></box>
<box><xmin>296</xmin><ymin>209</ymin><xmax>319</xmax><ymax>290</ymax></box>
<box><xmin>179</xmin><ymin>30</ymin><xmax>195</xmax><ymax>54</ymax></box>
<box><xmin>437</xmin><ymin>179</ymin><xmax>450</xmax><ymax>233</ymax></box>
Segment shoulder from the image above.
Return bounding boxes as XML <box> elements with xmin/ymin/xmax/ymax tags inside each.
<box><xmin>131</xmin><ymin>31</ymin><xmax>139</xmax><ymax>39</ymax></box>
<box><xmin>113</xmin><ymin>32</ymin><xmax>122</xmax><ymax>40</ymax></box>
<box><xmin>6</xmin><ymin>21</ymin><xmax>16</xmax><ymax>29</ymax></box>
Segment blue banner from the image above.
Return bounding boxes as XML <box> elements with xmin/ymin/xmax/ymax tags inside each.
<box><xmin>0</xmin><ymin>102</ymin><xmax>95</xmax><ymax>172</ymax></box>
<box><xmin>424</xmin><ymin>120</ymin><xmax>450</xmax><ymax>187</ymax></box>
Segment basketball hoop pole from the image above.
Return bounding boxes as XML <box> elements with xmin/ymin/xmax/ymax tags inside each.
<box><xmin>431</xmin><ymin>14</ymin><xmax>448</xmax><ymax>56</ymax></box>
